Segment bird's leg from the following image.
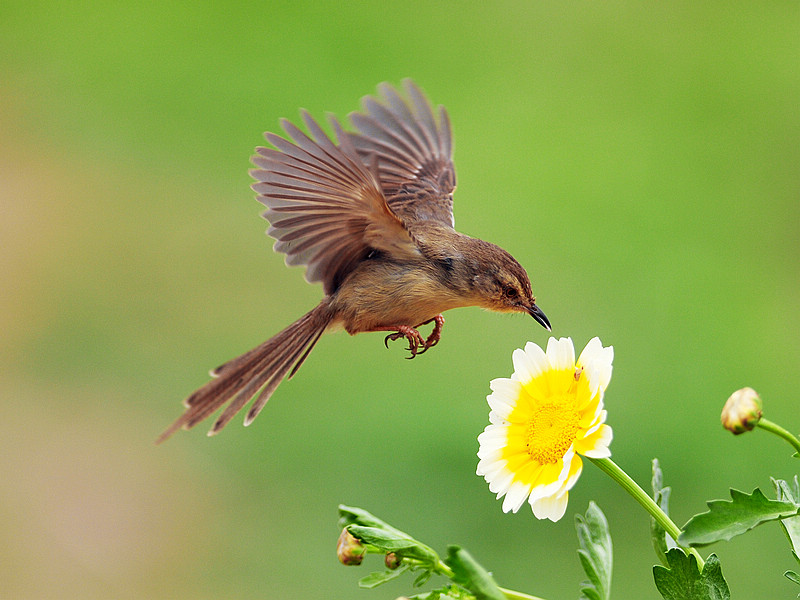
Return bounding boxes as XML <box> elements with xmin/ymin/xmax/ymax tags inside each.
<box><xmin>413</xmin><ymin>314</ymin><xmax>445</xmax><ymax>355</ymax></box>
<box><xmin>369</xmin><ymin>315</ymin><xmax>446</xmax><ymax>359</ymax></box>
<box><xmin>382</xmin><ymin>326</ymin><xmax>426</xmax><ymax>358</ymax></box>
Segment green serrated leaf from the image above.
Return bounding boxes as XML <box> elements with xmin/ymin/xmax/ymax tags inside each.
<box><xmin>575</xmin><ymin>501</ymin><xmax>613</xmax><ymax>600</ymax></box>
<box><xmin>651</xmin><ymin>459</ymin><xmax>676</xmax><ymax>566</ymax></box>
<box><xmin>679</xmin><ymin>488</ymin><xmax>799</xmax><ymax>546</ymax></box>
<box><xmin>358</xmin><ymin>562</ymin><xmax>411</xmax><ymax>588</ymax></box>
<box><xmin>446</xmin><ymin>546</ymin><xmax>506</xmax><ymax>600</ymax></box>
<box><xmin>653</xmin><ymin>549</ymin><xmax>730</xmax><ymax>600</ymax></box>
<box><xmin>774</xmin><ymin>477</ymin><xmax>800</xmax><ymax>564</ymax></box>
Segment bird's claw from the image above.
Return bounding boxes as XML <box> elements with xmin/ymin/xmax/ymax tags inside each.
<box><xmin>384</xmin><ymin>326</ymin><xmax>425</xmax><ymax>358</ymax></box>
<box><xmin>383</xmin><ymin>315</ymin><xmax>445</xmax><ymax>359</ymax></box>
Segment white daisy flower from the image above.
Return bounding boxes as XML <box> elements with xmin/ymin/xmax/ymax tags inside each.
<box><xmin>477</xmin><ymin>337</ymin><xmax>614</xmax><ymax>521</ymax></box>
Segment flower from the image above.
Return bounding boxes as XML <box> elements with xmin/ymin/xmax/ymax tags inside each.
<box><xmin>477</xmin><ymin>337</ymin><xmax>614</xmax><ymax>521</ymax></box>
<box><xmin>721</xmin><ymin>387</ymin><xmax>762</xmax><ymax>434</ymax></box>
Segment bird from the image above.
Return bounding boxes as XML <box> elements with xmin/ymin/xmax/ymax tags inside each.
<box><xmin>157</xmin><ymin>79</ymin><xmax>550</xmax><ymax>442</ymax></box>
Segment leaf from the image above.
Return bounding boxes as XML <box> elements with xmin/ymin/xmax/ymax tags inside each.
<box><xmin>774</xmin><ymin>477</ymin><xmax>800</xmax><ymax>564</ymax></box>
<box><xmin>358</xmin><ymin>562</ymin><xmax>410</xmax><ymax>588</ymax></box>
<box><xmin>413</xmin><ymin>568</ymin><xmax>434</xmax><ymax>587</ymax></box>
<box><xmin>339</xmin><ymin>506</ymin><xmax>440</xmax><ymax>565</ymax></box>
<box><xmin>679</xmin><ymin>488</ymin><xmax>799</xmax><ymax>546</ymax></box>
<box><xmin>338</xmin><ymin>505</ymin><xmax>441</xmax><ymax>590</ymax></box>
<box><xmin>785</xmin><ymin>570</ymin><xmax>800</xmax><ymax>586</ymax></box>
<box><xmin>651</xmin><ymin>459</ymin><xmax>676</xmax><ymax>566</ymax></box>
<box><xmin>575</xmin><ymin>501</ymin><xmax>613</xmax><ymax>600</ymax></box>
<box><xmin>652</xmin><ymin>549</ymin><xmax>730</xmax><ymax>600</ymax></box>
<box><xmin>445</xmin><ymin>546</ymin><xmax>506</xmax><ymax>600</ymax></box>
<box><xmin>347</xmin><ymin>524</ymin><xmax>439</xmax><ymax>564</ymax></box>
<box><xmin>408</xmin><ymin>585</ymin><xmax>476</xmax><ymax>600</ymax></box>
<box><xmin>339</xmin><ymin>504</ymin><xmax>406</xmax><ymax>534</ymax></box>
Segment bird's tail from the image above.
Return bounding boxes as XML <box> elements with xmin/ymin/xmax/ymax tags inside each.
<box><xmin>157</xmin><ymin>304</ymin><xmax>332</xmax><ymax>443</ymax></box>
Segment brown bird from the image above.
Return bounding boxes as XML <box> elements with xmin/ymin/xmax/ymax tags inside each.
<box><xmin>157</xmin><ymin>79</ymin><xmax>550</xmax><ymax>442</ymax></box>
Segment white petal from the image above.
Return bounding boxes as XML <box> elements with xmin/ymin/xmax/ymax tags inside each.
<box><xmin>502</xmin><ymin>480</ymin><xmax>532</xmax><ymax>513</ymax></box>
<box><xmin>477</xmin><ymin>456</ymin><xmax>506</xmax><ymax>478</ymax></box>
<box><xmin>530</xmin><ymin>490</ymin><xmax>569</xmax><ymax>521</ymax></box>
<box><xmin>522</xmin><ymin>341</ymin><xmax>548</xmax><ymax>377</ymax></box>
<box><xmin>577</xmin><ymin>337</ymin><xmax>603</xmax><ymax>365</ymax></box>
<box><xmin>546</xmin><ymin>337</ymin><xmax>575</xmax><ymax>371</ymax></box>
<box><xmin>487</xmin><ymin>393</ymin><xmax>515</xmax><ymax>420</ymax></box>
<box><xmin>579</xmin><ymin>338</ymin><xmax>613</xmax><ymax>394</ymax></box>
<box><xmin>489</xmin><ymin>377</ymin><xmax>523</xmax><ymax>404</ymax></box>
<box><xmin>511</xmin><ymin>348</ymin><xmax>537</xmax><ymax>385</ymax></box>
<box><xmin>477</xmin><ymin>425</ymin><xmax>508</xmax><ymax>448</ymax></box>
<box><xmin>488</xmin><ymin>468</ymin><xmax>515</xmax><ymax>496</ymax></box>
<box><xmin>582</xmin><ymin>426</ymin><xmax>614</xmax><ymax>458</ymax></box>
<box><xmin>488</xmin><ymin>412</ymin><xmax>511</xmax><ymax>426</ymax></box>
<box><xmin>584</xmin><ymin>445</ymin><xmax>612</xmax><ymax>459</ymax></box>
<box><xmin>477</xmin><ymin>446</ymin><xmax>503</xmax><ymax>462</ymax></box>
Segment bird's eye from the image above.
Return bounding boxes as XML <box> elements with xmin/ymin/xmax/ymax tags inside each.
<box><xmin>504</xmin><ymin>286</ymin><xmax>518</xmax><ymax>299</ymax></box>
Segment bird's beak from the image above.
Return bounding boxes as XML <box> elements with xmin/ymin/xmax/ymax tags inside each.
<box><xmin>527</xmin><ymin>304</ymin><xmax>551</xmax><ymax>331</ymax></box>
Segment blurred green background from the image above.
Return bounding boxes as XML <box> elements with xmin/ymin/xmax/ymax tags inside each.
<box><xmin>2</xmin><ymin>1</ymin><xmax>798</xmax><ymax>598</ymax></box>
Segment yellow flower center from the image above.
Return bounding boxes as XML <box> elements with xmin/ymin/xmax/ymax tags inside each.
<box><xmin>525</xmin><ymin>397</ymin><xmax>580</xmax><ymax>464</ymax></box>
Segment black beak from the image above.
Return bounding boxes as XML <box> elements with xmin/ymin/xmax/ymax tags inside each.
<box><xmin>527</xmin><ymin>304</ymin><xmax>551</xmax><ymax>331</ymax></box>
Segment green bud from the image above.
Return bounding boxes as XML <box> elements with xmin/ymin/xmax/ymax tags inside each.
<box><xmin>721</xmin><ymin>387</ymin><xmax>762</xmax><ymax>434</ymax></box>
<box><xmin>337</xmin><ymin>528</ymin><xmax>366</xmax><ymax>566</ymax></box>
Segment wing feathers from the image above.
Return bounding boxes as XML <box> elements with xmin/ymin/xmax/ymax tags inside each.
<box><xmin>251</xmin><ymin>81</ymin><xmax>452</xmax><ymax>295</ymax></box>
<box><xmin>252</xmin><ymin>109</ymin><xmax>418</xmax><ymax>295</ymax></box>
<box><xmin>347</xmin><ymin>79</ymin><xmax>456</xmax><ymax>227</ymax></box>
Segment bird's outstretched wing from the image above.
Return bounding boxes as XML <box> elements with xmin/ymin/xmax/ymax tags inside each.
<box><xmin>251</xmin><ymin>111</ymin><xmax>419</xmax><ymax>296</ymax></box>
<box><xmin>347</xmin><ymin>79</ymin><xmax>457</xmax><ymax>228</ymax></box>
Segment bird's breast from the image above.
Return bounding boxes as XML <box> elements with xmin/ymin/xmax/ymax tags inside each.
<box><xmin>328</xmin><ymin>257</ymin><xmax>467</xmax><ymax>334</ymax></box>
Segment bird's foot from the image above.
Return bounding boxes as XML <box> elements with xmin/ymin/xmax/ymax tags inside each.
<box><xmin>383</xmin><ymin>315</ymin><xmax>445</xmax><ymax>359</ymax></box>
<box><xmin>384</xmin><ymin>326</ymin><xmax>426</xmax><ymax>358</ymax></box>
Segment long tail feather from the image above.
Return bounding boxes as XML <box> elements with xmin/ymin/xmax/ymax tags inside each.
<box><xmin>157</xmin><ymin>304</ymin><xmax>332</xmax><ymax>443</ymax></box>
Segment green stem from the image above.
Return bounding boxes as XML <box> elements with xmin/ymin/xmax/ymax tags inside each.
<box><xmin>435</xmin><ymin>559</ymin><xmax>454</xmax><ymax>578</ymax></box>
<box><xmin>588</xmin><ymin>457</ymin><xmax>705</xmax><ymax>570</ymax></box>
<box><xmin>436</xmin><ymin>560</ymin><xmax>547</xmax><ymax>600</ymax></box>
<box><xmin>757</xmin><ymin>418</ymin><xmax>800</xmax><ymax>455</ymax></box>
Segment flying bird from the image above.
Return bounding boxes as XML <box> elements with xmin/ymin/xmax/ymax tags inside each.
<box><xmin>158</xmin><ymin>79</ymin><xmax>550</xmax><ymax>442</ymax></box>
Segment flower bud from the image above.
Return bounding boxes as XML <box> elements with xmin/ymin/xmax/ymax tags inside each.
<box><xmin>336</xmin><ymin>528</ymin><xmax>366</xmax><ymax>566</ymax></box>
<box><xmin>721</xmin><ymin>387</ymin><xmax>762</xmax><ymax>434</ymax></box>
<box><xmin>384</xmin><ymin>552</ymin><xmax>402</xmax><ymax>570</ymax></box>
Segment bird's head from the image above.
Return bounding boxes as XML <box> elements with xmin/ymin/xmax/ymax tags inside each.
<box><xmin>462</xmin><ymin>239</ymin><xmax>551</xmax><ymax>331</ymax></box>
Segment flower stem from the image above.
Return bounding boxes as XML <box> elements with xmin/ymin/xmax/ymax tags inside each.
<box><xmin>757</xmin><ymin>418</ymin><xmax>800</xmax><ymax>455</ymax></box>
<box><xmin>587</xmin><ymin>457</ymin><xmax>705</xmax><ymax>570</ymax></box>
